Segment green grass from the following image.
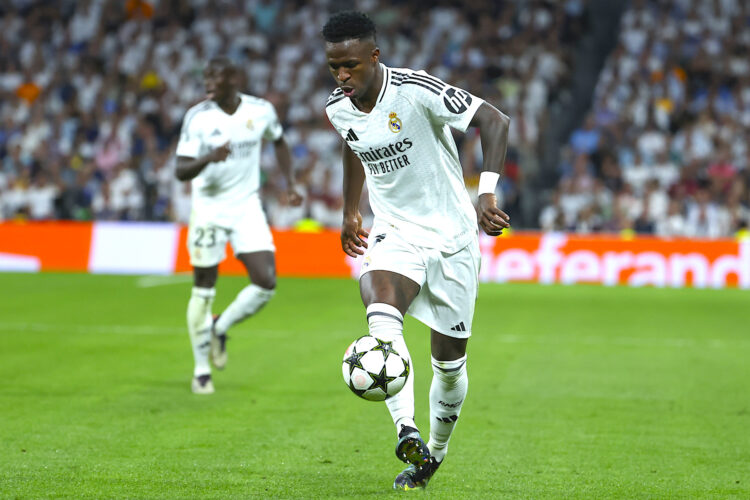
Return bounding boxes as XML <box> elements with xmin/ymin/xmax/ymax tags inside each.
<box><xmin>1</xmin><ymin>273</ymin><xmax>749</xmax><ymax>499</ymax></box>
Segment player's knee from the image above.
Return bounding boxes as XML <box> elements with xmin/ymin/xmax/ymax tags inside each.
<box><xmin>252</xmin><ymin>274</ymin><xmax>276</xmax><ymax>290</ymax></box>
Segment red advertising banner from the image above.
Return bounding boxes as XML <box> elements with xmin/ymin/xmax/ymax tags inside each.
<box><xmin>1</xmin><ymin>222</ymin><xmax>747</xmax><ymax>289</ymax></box>
<box><xmin>476</xmin><ymin>233</ymin><xmax>749</xmax><ymax>288</ymax></box>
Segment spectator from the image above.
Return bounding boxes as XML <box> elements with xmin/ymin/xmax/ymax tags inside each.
<box><xmin>26</xmin><ymin>171</ymin><xmax>58</xmax><ymax>220</ymax></box>
<box><xmin>569</xmin><ymin>113</ymin><xmax>601</xmax><ymax>155</ymax></box>
<box><xmin>685</xmin><ymin>186</ymin><xmax>730</xmax><ymax>239</ymax></box>
<box><xmin>656</xmin><ymin>199</ymin><xmax>687</xmax><ymax>238</ymax></box>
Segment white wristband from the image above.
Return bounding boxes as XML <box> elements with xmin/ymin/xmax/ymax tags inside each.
<box><xmin>478</xmin><ymin>171</ymin><xmax>500</xmax><ymax>195</ymax></box>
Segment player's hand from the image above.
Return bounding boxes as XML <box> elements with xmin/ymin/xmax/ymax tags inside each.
<box><xmin>286</xmin><ymin>188</ymin><xmax>303</xmax><ymax>207</ymax></box>
<box><xmin>208</xmin><ymin>141</ymin><xmax>231</xmax><ymax>163</ymax></box>
<box><xmin>341</xmin><ymin>212</ymin><xmax>369</xmax><ymax>257</ymax></box>
<box><xmin>478</xmin><ymin>193</ymin><xmax>510</xmax><ymax>236</ymax></box>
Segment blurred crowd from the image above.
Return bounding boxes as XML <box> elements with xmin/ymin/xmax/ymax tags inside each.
<box><xmin>0</xmin><ymin>0</ymin><xmax>584</xmax><ymax>229</ymax></box>
<box><xmin>541</xmin><ymin>0</ymin><xmax>750</xmax><ymax>238</ymax></box>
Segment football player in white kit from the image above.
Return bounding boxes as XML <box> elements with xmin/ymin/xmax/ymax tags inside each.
<box><xmin>175</xmin><ymin>57</ymin><xmax>302</xmax><ymax>394</ymax></box>
<box><xmin>322</xmin><ymin>12</ymin><xmax>511</xmax><ymax>490</ymax></box>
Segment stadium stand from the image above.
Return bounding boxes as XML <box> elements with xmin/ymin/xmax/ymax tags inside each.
<box><xmin>0</xmin><ymin>0</ymin><xmax>587</xmax><ymax>228</ymax></box>
<box><xmin>14</xmin><ymin>1</ymin><xmax>721</xmax><ymax>234</ymax></box>
<box><xmin>540</xmin><ymin>0</ymin><xmax>750</xmax><ymax>238</ymax></box>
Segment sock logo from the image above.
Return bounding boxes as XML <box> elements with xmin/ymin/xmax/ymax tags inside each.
<box><xmin>450</xmin><ymin>322</ymin><xmax>466</xmax><ymax>332</ymax></box>
<box><xmin>437</xmin><ymin>415</ymin><xmax>458</xmax><ymax>423</ymax></box>
<box><xmin>438</xmin><ymin>399</ymin><xmax>463</xmax><ymax>408</ymax></box>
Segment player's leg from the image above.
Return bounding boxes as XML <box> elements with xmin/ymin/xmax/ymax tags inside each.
<box><xmin>360</xmin><ymin>269</ymin><xmax>421</xmax><ymax>435</ymax></box>
<box><xmin>186</xmin><ymin>218</ymin><xmax>228</xmax><ymax>393</ymax></box>
<box><xmin>398</xmin><ymin>240</ymin><xmax>479</xmax><ymax>488</ymax></box>
<box><xmin>357</xmin><ymin>228</ymin><xmax>434</xmax><ymax>489</ymax></box>
<box><xmin>427</xmin><ymin>331</ymin><xmax>468</xmax><ymax>463</ymax></box>
<box><xmin>187</xmin><ymin>265</ymin><xmax>218</xmax><ymax>394</ymax></box>
<box><xmin>210</xmin><ymin>196</ymin><xmax>276</xmax><ymax>369</ymax></box>
<box><xmin>361</xmin><ymin>269</ymin><xmax>430</xmax><ymax>474</ymax></box>
<box><xmin>392</xmin><ymin>331</ymin><xmax>465</xmax><ymax>490</ymax></box>
<box><xmin>213</xmin><ymin>251</ymin><xmax>276</xmax><ymax>339</ymax></box>
<box><xmin>361</xmin><ymin>256</ymin><xmax>435</xmax><ymax>484</ymax></box>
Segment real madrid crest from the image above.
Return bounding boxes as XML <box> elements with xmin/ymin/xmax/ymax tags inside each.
<box><xmin>388</xmin><ymin>112</ymin><xmax>402</xmax><ymax>133</ymax></box>
<box><xmin>246</xmin><ymin>119</ymin><xmax>254</xmax><ymax>130</ymax></box>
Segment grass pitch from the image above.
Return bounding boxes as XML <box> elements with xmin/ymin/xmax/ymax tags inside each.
<box><xmin>1</xmin><ymin>273</ymin><xmax>749</xmax><ymax>499</ymax></box>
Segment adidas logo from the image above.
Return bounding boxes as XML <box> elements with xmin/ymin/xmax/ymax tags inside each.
<box><xmin>210</xmin><ymin>129</ymin><xmax>221</xmax><ymax>137</ymax></box>
<box><xmin>437</xmin><ymin>415</ymin><xmax>458</xmax><ymax>423</ymax></box>
<box><xmin>450</xmin><ymin>322</ymin><xmax>466</xmax><ymax>332</ymax></box>
<box><xmin>345</xmin><ymin>128</ymin><xmax>359</xmax><ymax>142</ymax></box>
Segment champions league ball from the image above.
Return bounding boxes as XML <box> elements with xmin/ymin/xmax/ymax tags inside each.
<box><xmin>342</xmin><ymin>335</ymin><xmax>410</xmax><ymax>401</ymax></box>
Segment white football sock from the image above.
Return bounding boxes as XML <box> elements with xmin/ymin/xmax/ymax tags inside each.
<box><xmin>427</xmin><ymin>355</ymin><xmax>468</xmax><ymax>462</ymax></box>
<box><xmin>214</xmin><ymin>284</ymin><xmax>275</xmax><ymax>336</ymax></box>
<box><xmin>187</xmin><ymin>287</ymin><xmax>215</xmax><ymax>377</ymax></box>
<box><xmin>367</xmin><ymin>303</ymin><xmax>416</xmax><ymax>435</ymax></box>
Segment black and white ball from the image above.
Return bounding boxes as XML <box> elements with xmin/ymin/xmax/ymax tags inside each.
<box><xmin>342</xmin><ymin>335</ymin><xmax>410</xmax><ymax>401</ymax></box>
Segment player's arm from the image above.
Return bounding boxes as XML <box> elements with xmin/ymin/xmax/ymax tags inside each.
<box><xmin>273</xmin><ymin>136</ymin><xmax>303</xmax><ymax>206</ymax></box>
<box><xmin>341</xmin><ymin>142</ymin><xmax>369</xmax><ymax>257</ymax></box>
<box><xmin>469</xmin><ymin>102</ymin><xmax>512</xmax><ymax>236</ymax></box>
<box><xmin>175</xmin><ymin>142</ymin><xmax>230</xmax><ymax>181</ymax></box>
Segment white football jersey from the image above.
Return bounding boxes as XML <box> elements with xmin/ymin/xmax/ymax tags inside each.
<box><xmin>176</xmin><ymin>93</ymin><xmax>282</xmax><ymax>226</ymax></box>
<box><xmin>325</xmin><ymin>64</ymin><xmax>484</xmax><ymax>253</ymax></box>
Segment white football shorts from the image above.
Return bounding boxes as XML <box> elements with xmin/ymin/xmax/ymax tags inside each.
<box><xmin>359</xmin><ymin>224</ymin><xmax>480</xmax><ymax>338</ymax></box>
<box><xmin>187</xmin><ymin>195</ymin><xmax>275</xmax><ymax>268</ymax></box>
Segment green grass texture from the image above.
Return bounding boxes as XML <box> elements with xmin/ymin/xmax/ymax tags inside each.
<box><xmin>1</xmin><ymin>273</ymin><xmax>748</xmax><ymax>499</ymax></box>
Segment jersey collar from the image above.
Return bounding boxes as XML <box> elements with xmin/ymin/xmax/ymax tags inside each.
<box><xmin>376</xmin><ymin>64</ymin><xmax>389</xmax><ymax>104</ymax></box>
<box><xmin>349</xmin><ymin>63</ymin><xmax>389</xmax><ymax>114</ymax></box>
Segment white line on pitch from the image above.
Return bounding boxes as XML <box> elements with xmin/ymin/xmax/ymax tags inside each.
<box><xmin>135</xmin><ymin>274</ymin><xmax>194</xmax><ymax>288</ymax></box>
<box><xmin>0</xmin><ymin>322</ymin><xmax>299</xmax><ymax>337</ymax></box>
<box><xmin>0</xmin><ymin>322</ymin><xmax>747</xmax><ymax>348</ymax></box>
<box><xmin>0</xmin><ymin>322</ymin><xmax>184</xmax><ymax>335</ymax></box>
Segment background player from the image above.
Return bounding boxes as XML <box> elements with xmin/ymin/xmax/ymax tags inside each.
<box><xmin>323</xmin><ymin>12</ymin><xmax>511</xmax><ymax>490</ymax></box>
<box><xmin>175</xmin><ymin>57</ymin><xmax>302</xmax><ymax>394</ymax></box>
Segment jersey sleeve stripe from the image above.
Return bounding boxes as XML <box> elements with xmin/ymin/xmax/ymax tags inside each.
<box><xmin>401</xmin><ymin>80</ymin><xmax>441</xmax><ymax>95</ymax></box>
<box><xmin>412</xmin><ymin>73</ymin><xmax>447</xmax><ymax>89</ymax></box>
<box><xmin>326</xmin><ymin>95</ymin><xmax>346</xmax><ymax>107</ymax></box>
<box><xmin>327</xmin><ymin>88</ymin><xmax>344</xmax><ymax>101</ymax></box>
<box><xmin>391</xmin><ymin>71</ymin><xmax>406</xmax><ymax>85</ymax></box>
<box><xmin>327</xmin><ymin>90</ymin><xmax>343</xmax><ymax>101</ymax></box>
<box><xmin>404</xmin><ymin>74</ymin><xmax>445</xmax><ymax>93</ymax></box>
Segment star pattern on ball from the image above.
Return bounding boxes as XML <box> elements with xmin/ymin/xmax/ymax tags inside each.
<box><xmin>371</xmin><ymin>338</ymin><xmax>398</xmax><ymax>359</ymax></box>
<box><xmin>344</xmin><ymin>350</ymin><xmax>367</xmax><ymax>376</ymax></box>
<box><xmin>369</xmin><ymin>364</ymin><xmax>397</xmax><ymax>394</ymax></box>
<box><xmin>400</xmin><ymin>357</ymin><xmax>410</xmax><ymax>378</ymax></box>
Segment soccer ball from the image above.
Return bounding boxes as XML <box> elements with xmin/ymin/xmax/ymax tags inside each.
<box><xmin>342</xmin><ymin>335</ymin><xmax>410</xmax><ymax>401</ymax></box>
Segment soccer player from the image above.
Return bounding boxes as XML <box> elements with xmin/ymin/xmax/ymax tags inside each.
<box><xmin>175</xmin><ymin>57</ymin><xmax>302</xmax><ymax>395</ymax></box>
<box><xmin>322</xmin><ymin>12</ymin><xmax>511</xmax><ymax>490</ymax></box>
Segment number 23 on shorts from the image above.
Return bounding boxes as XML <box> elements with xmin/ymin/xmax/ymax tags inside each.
<box><xmin>194</xmin><ymin>226</ymin><xmax>218</xmax><ymax>248</ymax></box>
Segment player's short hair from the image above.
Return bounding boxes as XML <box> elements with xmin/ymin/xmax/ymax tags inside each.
<box><xmin>207</xmin><ymin>56</ymin><xmax>237</xmax><ymax>73</ymax></box>
<box><xmin>322</xmin><ymin>11</ymin><xmax>377</xmax><ymax>43</ymax></box>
